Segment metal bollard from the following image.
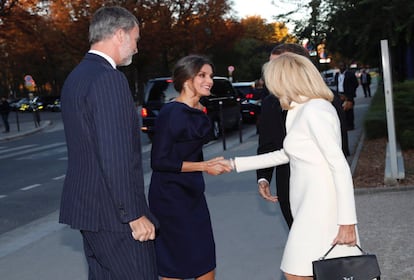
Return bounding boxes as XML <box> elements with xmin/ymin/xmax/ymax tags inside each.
<box><xmin>15</xmin><ymin>111</ymin><xmax>20</xmax><ymax>131</ymax></box>
<box><xmin>219</xmin><ymin>101</ymin><xmax>226</xmax><ymax>150</ymax></box>
<box><xmin>238</xmin><ymin>114</ymin><xmax>243</xmax><ymax>143</ymax></box>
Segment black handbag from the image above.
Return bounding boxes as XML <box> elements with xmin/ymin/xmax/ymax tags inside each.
<box><xmin>312</xmin><ymin>244</ymin><xmax>381</xmax><ymax>280</ymax></box>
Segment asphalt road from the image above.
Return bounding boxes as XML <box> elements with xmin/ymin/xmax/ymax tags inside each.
<box><xmin>0</xmin><ymin>112</ymin><xmax>256</xmax><ymax>234</ymax></box>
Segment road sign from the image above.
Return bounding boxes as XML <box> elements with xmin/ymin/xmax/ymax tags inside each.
<box><xmin>24</xmin><ymin>75</ymin><xmax>36</xmax><ymax>91</ymax></box>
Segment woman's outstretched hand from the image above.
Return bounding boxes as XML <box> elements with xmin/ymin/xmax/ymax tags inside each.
<box><xmin>204</xmin><ymin>157</ymin><xmax>232</xmax><ymax>175</ymax></box>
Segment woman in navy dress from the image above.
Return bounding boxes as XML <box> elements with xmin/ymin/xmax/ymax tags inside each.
<box><xmin>149</xmin><ymin>55</ymin><xmax>231</xmax><ymax>280</ymax></box>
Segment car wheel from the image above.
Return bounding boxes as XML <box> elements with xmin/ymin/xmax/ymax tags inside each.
<box><xmin>212</xmin><ymin>120</ymin><xmax>220</xmax><ymax>139</ymax></box>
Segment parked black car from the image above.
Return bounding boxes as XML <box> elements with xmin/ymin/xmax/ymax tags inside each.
<box><xmin>141</xmin><ymin>77</ymin><xmax>241</xmax><ymax>141</ymax></box>
<box><xmin>232</xmin><ymin>81</ymin><xmax>263</xmax><ymax>123</ymax></box>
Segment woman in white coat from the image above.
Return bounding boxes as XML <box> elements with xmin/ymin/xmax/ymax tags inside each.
<box><xmin>227</xmin><ymin>53</ymin><xmax>361</xmax><ymax>280</ymax></box>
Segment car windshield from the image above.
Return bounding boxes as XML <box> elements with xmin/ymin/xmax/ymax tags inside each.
<box><xmin>235</xmin><ymin>86</ymin><xmax>253</xmax><ymax>96</ymax></box>
<box><xmin>146</xmin><ymin>79</ymin><xmax>177</xmax><ymax>103</ymax></box>
<box><xmin>146</xmin><ymin>78</ymin><xmax>235</xmax><ymax>103</ymax></box>
<box><xmin>210</xmin><ymin>79</ymin><xmax>234</xmax><ymax>98</ymax></box>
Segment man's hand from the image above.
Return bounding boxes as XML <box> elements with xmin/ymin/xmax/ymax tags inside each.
<box><xmin>129</xmin><ymin>216</ymin><xmax>156</xmax><ymax>242</ymax></box>
<box><xmin>258</xmin><ymin>180</ymin><xmax>278</xmax><ymax>202</ymax></box>
<box><xmin>342</xmin><ymin>100</ymin><xmax>353</xmax><ymax>111</ymax></box>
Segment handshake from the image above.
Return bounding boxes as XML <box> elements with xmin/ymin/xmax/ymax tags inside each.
<box><xmin>204</xmin><ymin>157</ymin><xmax>234</xmax><ymax>175</ymax></box>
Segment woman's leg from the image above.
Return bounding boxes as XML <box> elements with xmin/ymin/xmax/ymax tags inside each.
<box><xmin>160</xmin><ymin>269</ymin><xmax>215</xmax><ymax>280</ymax></box>
<box><xmin>284</xmin><ymin>272</ymin><xmax>313</xmax><ymax>280</ymax></box>
<box><xmin>196</xmin><ymin>269</ymin><xmax>215</xmax><ymax>280</ymax></box>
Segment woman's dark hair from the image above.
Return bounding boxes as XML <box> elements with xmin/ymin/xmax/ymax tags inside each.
<box><xmin>172</xmin><ymin>55</ymin><xmax>214</xmax><ymax>92</ymax></box>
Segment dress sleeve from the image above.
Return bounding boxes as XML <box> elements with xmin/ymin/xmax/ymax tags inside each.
<box><xmin>150</xmin><ymin>106</ymin><xmax>183</xmax><ymax>172</ymax></box>
<box><xmin>234</xmin><ymin>149</ymin><xmax>289</xmax><ymax>173</ymax></box>
<box><xmin>306</xmin><ymin>106</ymin><xmax>357</xmax><ymax>225</ymax></box>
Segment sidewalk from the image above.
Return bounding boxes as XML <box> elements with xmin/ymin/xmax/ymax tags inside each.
<box><xmin>1</xmin><ymin>84</ymin><xmax>414</xmax><ymax>279</ymax></box>
<box><xmin>0</xmin><ymin>116</ymin><xmax>52</xmax><ymax>142</ymax></box>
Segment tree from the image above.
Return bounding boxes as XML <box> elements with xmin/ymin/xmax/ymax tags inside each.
<box><xmin>275</xmin><ymin>0</ymin><xmax>414</xmax><ymax>80</ymax></box>
<box><xmin>230</xmin><ymin>16</ymin><xmax>297</xmax><ymax>81</ymax></box>
<box><xmin>135</xmin><ymin>0</ymin><xmax>234</xmax><ymax>76</ymax></box>
<box><xmin>0</xmin><ymin>0</ymin><xmax>297</xmax><ymax>99</ymax></box>
<box><xmin>0</xmin><ymin>0</ymin><xmax>48</xmax><ymax>97</ymax></box>
<box><xmin>272</xmin><ymin>0</ymin><xmax>331</xmax><ymax>68</ymax></box>
<box><xmin>325</xmin><ymin>0</ymin><xmax>414</xmax><ymax>80</ymax></box>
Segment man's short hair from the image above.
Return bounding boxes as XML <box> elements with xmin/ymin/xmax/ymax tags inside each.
<box><xmin>271</xmin><ymin>43</ymin><xmax>310</xmax><ymax>58</ymax></box>
<box><xmin>89</xmin><ymin>6</ymin><xmax>138</xmax><ymax>44</ymax></box>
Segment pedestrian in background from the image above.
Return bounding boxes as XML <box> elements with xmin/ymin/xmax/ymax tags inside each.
<box><xmin>59</xmin><ymin>6</ymin><xmax>158</xmax><ymax>279</ymax></box>
<box><xmin>227</xmin><ymin>53</ymin><xmax>361</xmax><ymax>280</ymax></box>
<box><xmin>252</xmin><ymin>78</ymin><xmax>266</xmax><ymax>133</ymax></box>
<box><xmin>28</xmin><ymin>93</ymin><xmax>41</xmax><ymax>127</ymax></box>
<box><xmin>0</xmin><ymin>96</ymin><xmax>11</xmax><ymax>133</ymax></box>
<box><xmin>360</xmin><ymin>69</ymin><xmax>372</xmax><ymax>97</ymax></box>
<box><xmin>149</xmin><ymin>54</ymin><xmax>231</xmax><ymax>280</ymax></box>
<box><xmin>334</xmin><ymin>62</ymin><xmax>359</xmax><ymax>130</ymax></box>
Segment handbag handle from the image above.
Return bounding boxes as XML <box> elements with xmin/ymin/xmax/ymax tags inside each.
<box><xmin>319</xmin><ymin>244</ymin><xmax>367</xmax><ymax>260</ymax></box>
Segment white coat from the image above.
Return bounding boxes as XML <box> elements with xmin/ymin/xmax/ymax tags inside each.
<box><xmin>234</xmin><ymin>98</ymin><xmax>361</xmax><ymax>276</ymax></box>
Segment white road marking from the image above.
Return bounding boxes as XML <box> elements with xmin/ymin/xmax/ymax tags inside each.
<box><xmin>0</xmin><ymin>195</ymin><xmax>7</xmax><ymax>199</ymax></box>
<box><xmin>0</xmin><ymin>142</ymin><xmax>66</xmax><ymax>160</ymax></box>
<box><xmin>52</xmin><ymin>175</ymin><xmax>66</xmax><ymax>180</ymax></box>
<box><xmin>0</xmin><ymin>144</ymin><xmax>38</xmax><ymax>155</ymax></box>
<box><xmin>16</xmin><ymin>146</ymin><xmax>67</xmax><ymax>160</ymax></box>
<box><xmin>20</xmin><ymin>184</ymin><xmax>42</xmax><ymax>191</ymax></box>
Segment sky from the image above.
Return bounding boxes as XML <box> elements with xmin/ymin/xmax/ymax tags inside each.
<box><xmin>232</xmin><ymin>0</ymin><xmax>278</xmax><ymax>22</ymax></box>
<box><xmin>231</xmin><ymin>0</ymin><xmax>305</xmax><ymax>30</ymax></box>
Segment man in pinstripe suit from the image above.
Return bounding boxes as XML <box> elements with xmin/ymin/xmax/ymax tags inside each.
<box><xmin>59</xmin><ymin>6</ymin><xmax>158</xmax><ymax>279</ymax></box>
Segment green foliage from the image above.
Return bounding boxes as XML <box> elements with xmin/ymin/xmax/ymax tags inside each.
<box><xmin>230</xmin><ymin>18</ymin><xmax>295</xmax><ymax>81</ymax></box>
<box><xmin>231</xmin><ymin>38</ymin><xmax>268</xmax><ymax>81</ymax></box>
<box><xmin>364</xmin><ymin>79</ymin><xmax>414</xmax><ymax>150</ymax></box>
<box><xmin>364</xmin><ymin>85</ymin><xmax>387</xmax><ymax>139</ymax></box>
<box><xmin>400</xmin><ymin>129</ymin><xmax>414</xmax><ymax>149</ymax></box>
<box><xmin>282</xmin><ymin>0</ymin><xmax>414</xmax><ymax>78</ymax></box>
<box><xmin>324</xmin><ymin>0</ymin><xmax>414</xmax><ymax>70</ymax></box>
<box><xmin>394</xmin><ymin>80</ymin><xmax>414</xmax><ymax>149</ymax></box>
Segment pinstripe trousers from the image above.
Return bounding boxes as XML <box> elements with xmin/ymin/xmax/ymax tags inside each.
<box><xmin>81</xmin><ymin>230</ymin><xmax>158</xmax><ymax>280</ymax></box>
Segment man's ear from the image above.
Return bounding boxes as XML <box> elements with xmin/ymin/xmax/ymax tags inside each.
<box><xmin>113</xmin><ymin>29</ymin><xmax>125</xmax><ymax>44</ymax></box>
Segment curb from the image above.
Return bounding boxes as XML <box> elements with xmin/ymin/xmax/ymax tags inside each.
<box><xmin>355</xmin><ymin>184</ymin><xmax>414</xmax><ymax>195</ymax></box>
<box><xmin>0</xmin><ymin>120</ymin><xmax>52</xmax><ymax>142</ymax></box>
<box><xmin>350</xmin><ymin>132</ymin><xmax>365</xmax><ymax>176</ymax></box>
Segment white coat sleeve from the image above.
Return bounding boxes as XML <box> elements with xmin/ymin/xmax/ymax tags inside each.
<box><xmin>306</xmin><ymin>107</ymin><xmax>357</xmax><ymax>225</ymax></box>
<box><xmin>234</xmin><ymin>149</ymin><xmax>289</xmax><ymax>173</ymax></box>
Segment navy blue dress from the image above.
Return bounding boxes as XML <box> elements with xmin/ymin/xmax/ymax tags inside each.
<box><xmin>148</xmin><ymin>102</ymin><xmax>215</xmax><ymax>278</ymax></box>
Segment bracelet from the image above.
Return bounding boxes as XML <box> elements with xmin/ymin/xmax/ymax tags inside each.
<box><xmin>229</xmin><ymin>158</ymin><xmax>236</xmax><ymax>170</ymax></box>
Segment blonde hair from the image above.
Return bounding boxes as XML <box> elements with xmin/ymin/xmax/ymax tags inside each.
<box><xmin>263</xmin><ymin>53</ymin><xmax>333</xmax><ymax>110</ymax></box>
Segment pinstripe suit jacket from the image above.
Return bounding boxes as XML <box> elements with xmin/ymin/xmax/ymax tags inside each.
<box><xmin>59</xmin><ymin>53</ymin><xmax>156</xmax><ymax>232</ymax></box>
